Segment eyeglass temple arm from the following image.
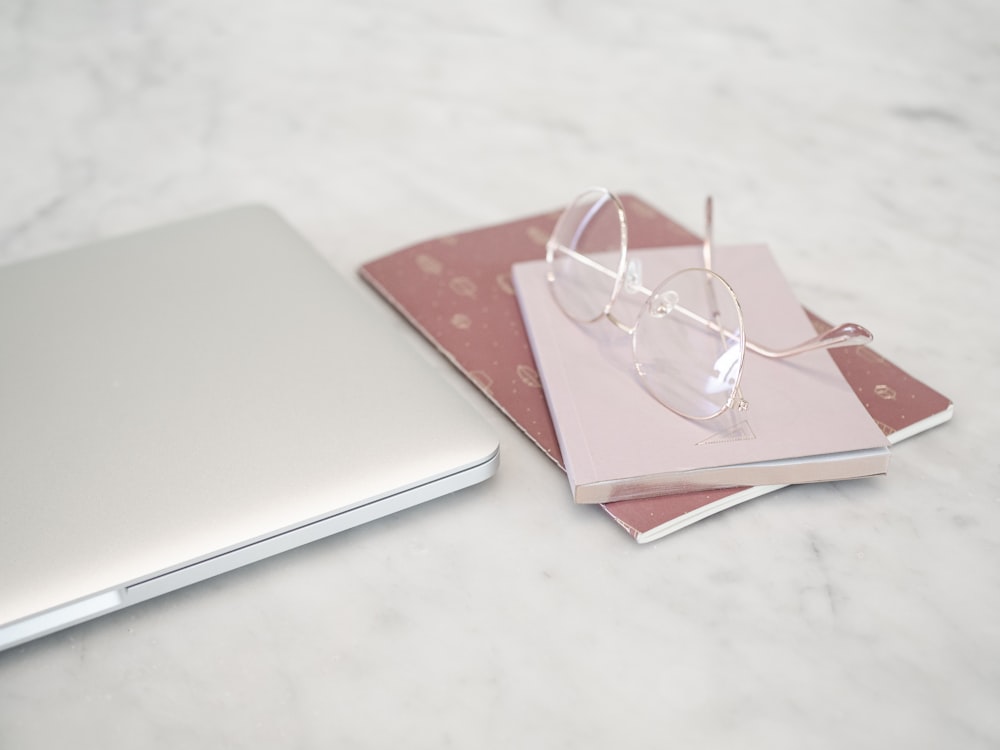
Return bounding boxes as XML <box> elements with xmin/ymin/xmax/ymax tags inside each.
<box><xmin>547</xmin><ymin>243</ymin><xmax>874</xmax><ymax>357</ymax></box>
<box><xmin>703</xmin><ymin>197</ymin><xmax>714</xmax><ymax>270</ymax></box>
<box><xmin>664</xmin><ymin>295</ymin><xmax>872</xmax><ymax>357</ymax></box>
<box><xmin>745</xmin><ymin>322</ymin><xmax>873</xmax><ymax>358</ymax></box>
<box><xmin>663</xmin><ymin>284</ymin><xmax>873</xmax><ymax>358</ymax></box>
<box><xmin>700</xmin><ymin>196</ymin><xmax>873</xmax><ymax>357</ymax></box>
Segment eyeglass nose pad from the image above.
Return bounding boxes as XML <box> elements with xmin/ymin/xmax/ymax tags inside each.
<box><xmin>624</xmin><ymin>258</ymin><xmax>643</xmax><ymax>294</ymax></box>
<box><xmin>649</xmin><ymin>289</ymin><xmax>680</xmax><ymax>318</ymax></box>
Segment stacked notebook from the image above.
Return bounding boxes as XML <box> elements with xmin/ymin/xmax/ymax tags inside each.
<box><xmin>361</xmin><ymin>195</ymin><xmax>953</xmax><ymax>542</ymax></box>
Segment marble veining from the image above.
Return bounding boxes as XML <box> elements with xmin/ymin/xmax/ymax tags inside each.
<box><xmin>1</xmin><ymin>0</ymin><xmax>998</xmax><ymax>747</ymax></box>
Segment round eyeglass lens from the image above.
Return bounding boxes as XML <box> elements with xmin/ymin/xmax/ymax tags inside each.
<box><xmin>545</xmin><ymin>188</ymin><xmax>628</xmax><ymax>323</ymax></box>
<box><xmin>632</xmin><ymin>268</ymin><xmax>746</xmax><ymax>420</ymax></box>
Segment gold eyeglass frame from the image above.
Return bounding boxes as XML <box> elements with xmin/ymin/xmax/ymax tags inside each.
<box><xmin>544</xmin><ymin>187</ymin><xmax>874</xmax><ymax>420</ymax></box>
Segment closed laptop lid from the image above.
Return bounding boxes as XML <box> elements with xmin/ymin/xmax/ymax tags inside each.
<box><xmin>0</xmin><ymin>205</ymin><xmax>498</xmax><ymax>646</ymax></box>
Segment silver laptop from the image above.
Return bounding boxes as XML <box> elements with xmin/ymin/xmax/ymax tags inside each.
<box><xmin>0</xmin><ymin>205</ymin><xmax>499</xmax><ymax>651</ymax></box>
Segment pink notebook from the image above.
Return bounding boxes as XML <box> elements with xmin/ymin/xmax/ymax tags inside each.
<box><xmin>512</xmin><ymin>244</ymin><xmax>891</xmax><ymax>503</ymax></box>
<box><xmin>360</xmin><ymin>196</ymin><xmax>953</xmax><ymax>541</ymax></box>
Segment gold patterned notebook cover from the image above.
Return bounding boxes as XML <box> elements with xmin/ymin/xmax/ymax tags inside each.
<box><xmin>359</xmin><ymin>196</ymin><xmax>953</xmax><ymax>542</ymax></box>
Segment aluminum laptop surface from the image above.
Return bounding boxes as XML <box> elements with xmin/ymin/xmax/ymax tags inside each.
<box><xmin>0</xmin><ymin>205</ymin><xmax>499</xmax><ymax>651</ymax></box>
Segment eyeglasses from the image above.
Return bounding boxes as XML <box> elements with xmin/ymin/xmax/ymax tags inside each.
<box><xmin>545</xmin><ymin>187</ymin><xmax>873</xmax><ymax>421</ymax></box>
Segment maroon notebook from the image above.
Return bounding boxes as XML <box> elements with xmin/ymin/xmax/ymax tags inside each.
<box><xmin>360</xmin><ymin>196</ymin><xmax>953</xmax><ymax>542</ymax></box>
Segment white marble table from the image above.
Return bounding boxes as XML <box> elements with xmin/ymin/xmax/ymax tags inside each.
<box><xmin>2</xmin><ymin>1</ymin><xmax>998</xmax><ymax>747</ymax></box>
